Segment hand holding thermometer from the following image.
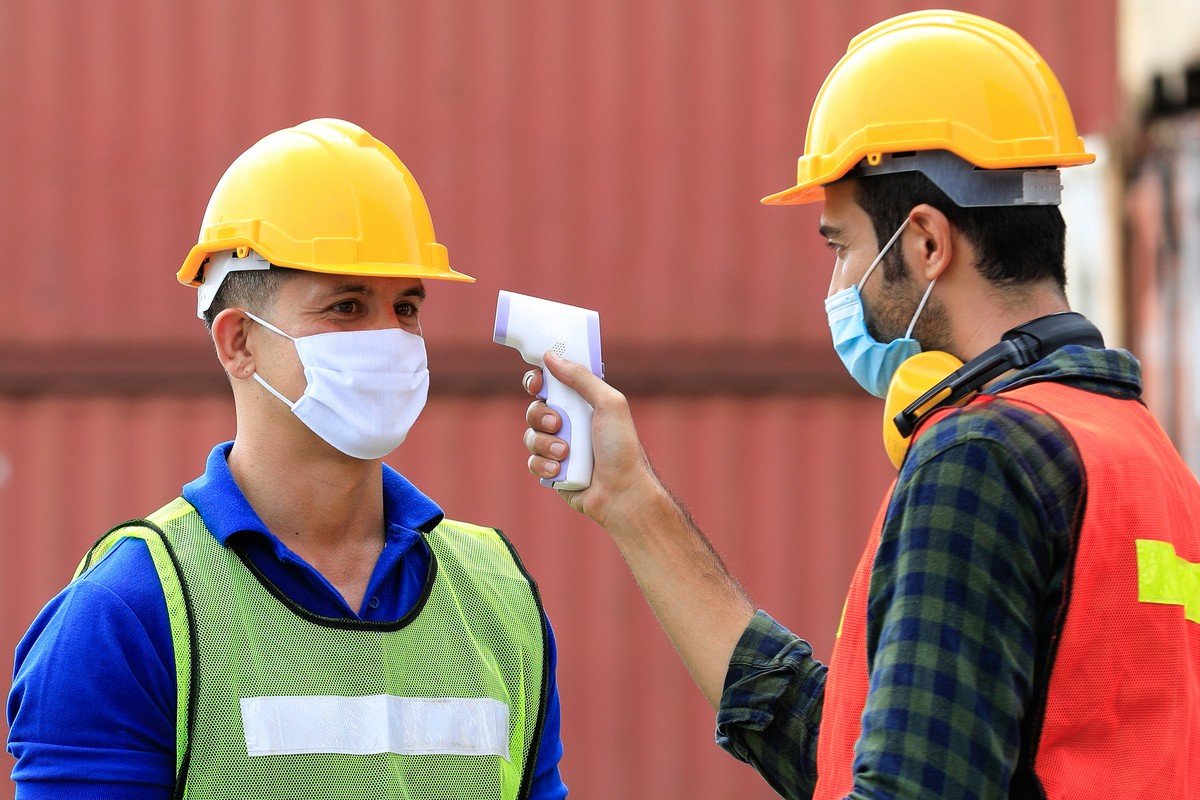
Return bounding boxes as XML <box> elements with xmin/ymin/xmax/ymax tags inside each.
<box><xmin>494</xmin><ymin>291</ymin><xmax>603</xmax><ymax>490</ymax></box>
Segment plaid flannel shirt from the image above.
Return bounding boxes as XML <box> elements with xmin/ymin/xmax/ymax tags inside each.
<box><xmin>715</xmin><ymin>346</ymin><xmax>1144</xmax><ymax>800</ymax></box>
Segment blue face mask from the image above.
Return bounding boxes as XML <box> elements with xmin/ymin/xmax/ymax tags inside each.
<box><xmin>825</xmin><ymin>218</ymin><xmax>937</xmax><ymax>398</ymax></box>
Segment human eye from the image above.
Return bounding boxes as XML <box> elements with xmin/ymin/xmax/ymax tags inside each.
<box><xmin>395</xmin><ymin>301</ymin><xmax>419</xmax><ymax>319</ymax></box>
<box><xmin>329</xmin><ymin>299</ymin><xmax>361</xmax><ymax>315</ymax></box>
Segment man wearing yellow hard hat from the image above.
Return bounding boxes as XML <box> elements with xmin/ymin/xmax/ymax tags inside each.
<box><xmin>520</xmin><ymin>10</ymin><xmax>1199</xmax><ymax>799</ymax></box>
<box><xmin>8</xmin><ymin>119</ymin><xmax>568</xmax><ymax>799</ymax></box>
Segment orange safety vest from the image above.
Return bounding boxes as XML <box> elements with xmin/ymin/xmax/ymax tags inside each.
<box><xmin>815</xmin><ymin>381</ymin><xmax>1200</xmax><ymax>799</ymax></box>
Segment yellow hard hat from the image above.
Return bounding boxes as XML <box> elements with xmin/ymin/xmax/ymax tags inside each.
<box><xmin>178</xmin><ymin>118</ymin><xmax>473</xmax><ymax>290</ymax></box>
<box><xmin>763</xmin><ymin>10</ymin><xmax>1095</xmax><ymax>206</ymax></box>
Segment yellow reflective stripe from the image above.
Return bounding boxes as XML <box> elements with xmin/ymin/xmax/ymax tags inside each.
<box><xmin>835</xmin><ymin>596</ymin><xmax>849</xmax><ymax>639</ymax></box>
<box><xmin>1136</xmin><ymin>539</ymin><xmax>1200</xmax><ymax>624</ymax></box>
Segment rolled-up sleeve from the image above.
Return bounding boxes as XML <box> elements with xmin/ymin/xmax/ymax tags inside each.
<box><xmin>716</xmin><ymin>610</ymin><xmax>827</xmax><ymax>800</ymax></box>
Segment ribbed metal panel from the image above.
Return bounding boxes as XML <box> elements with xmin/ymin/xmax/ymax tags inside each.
<box><xmin>0</xmin><ymin>394</ymin><xmax>891</xmax><ymax>797</ymax></box>
<box><xmin>0</xmin><ymin>0</ymin><xmax>1116</xmax><ymax>356</ymax></box>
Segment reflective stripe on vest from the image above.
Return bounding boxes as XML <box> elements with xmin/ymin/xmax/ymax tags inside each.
<box><xmin>814</xmin><ymin>382</ymin><xmax>1200</xmax><ymax>798</ymax></box>
<box><xmin>76</xmin><ymin>499</ymin><xmax>549</xmax><ymax>800</ymax></box>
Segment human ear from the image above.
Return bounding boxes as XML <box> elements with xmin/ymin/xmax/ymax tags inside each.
<box><xmin>905</xmin><ymin>204</ymin><xmax>954</xmax><ymax>282</ymax></box>
<box><xmin>211</xmin><ymin>309</ymin><xmax>256</xmax><ymax>381</ymax></box>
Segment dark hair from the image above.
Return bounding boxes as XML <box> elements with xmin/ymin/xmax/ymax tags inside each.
<box><xmin>853</xmin><ymin>170</ymin><xmax>1067</xmax><ymax>290</ymax></box>
<box><xmin>201</xmin><ymin>265</ymin><xmax>297</xmax><ymax>330</ymax></box>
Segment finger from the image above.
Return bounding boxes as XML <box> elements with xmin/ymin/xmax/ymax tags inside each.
<box><xmin>523</xmin><ymin>428</ymin><xmax>569</xmax><ymax>460</ymax></box>
<box><xmin>542</xmin><ymin>351</ymin><xmax>616</xmax><ymax>408</ymax></box>
<box><xmin>527</xmin><ymin>454</ymin><xmax>563</xmax><ymax>480</ymax></box>
<box><xmin>523</xmin><ymin>369</ymin><xmax>544</xmax><ymax>398</ymax></box>
<box><xmin>526</xmin><ymin>400</ymin><xmax>562</xmax><ymax>434</ymax></box>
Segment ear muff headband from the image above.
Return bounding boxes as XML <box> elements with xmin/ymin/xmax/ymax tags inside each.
<box><xmin>893</xmin><ymin>312</ymin><xmax>1105</xmax><ymax>439</ymax></box>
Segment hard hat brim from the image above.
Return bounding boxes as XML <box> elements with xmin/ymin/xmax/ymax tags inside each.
<box><xmin>761</xmin><ymin>183</ymin><xmax>825</xmax><ymax>206</ymax></box>
<box><xmin>178</xmin><ymin>240</ymin><xmax>476</xmax><ymax>287</ymax></box>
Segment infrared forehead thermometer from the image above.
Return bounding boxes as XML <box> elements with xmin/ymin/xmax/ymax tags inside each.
<box><xmin>494</xmin><ymin>291</ymin><xmax>603</xmax><ymax>491</ymax></box>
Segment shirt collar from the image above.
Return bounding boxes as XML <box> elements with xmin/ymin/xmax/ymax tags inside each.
<box><xmin>181</xmin><ymin>442</ymin><xmax>444</xmax><ymax>547</ymax></box>
<box><xmin>987</xmin><ymin>345</ymin><xmax>1143</xmax><ymax>398</ymax></box>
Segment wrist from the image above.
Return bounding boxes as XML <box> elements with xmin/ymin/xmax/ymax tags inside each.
<box><xmin>604</xmin><ymin>469</ymin><xmax>693</xmax><ymax>551</ymax></box>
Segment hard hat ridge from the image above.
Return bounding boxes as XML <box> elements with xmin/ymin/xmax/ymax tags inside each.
<box><xmin>179</xmin><ymin>118</ymin><xmax>473</xmax><ymax>293</ymax></box>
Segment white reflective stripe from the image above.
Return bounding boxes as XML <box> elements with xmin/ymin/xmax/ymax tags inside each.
<box><xmin>240</xmin><ymin>695</ymin><xmax>511</xmax><ymax>759</ymax></box>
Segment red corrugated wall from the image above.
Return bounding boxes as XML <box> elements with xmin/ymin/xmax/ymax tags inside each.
<box><xmin>0</xmin><ymin>395</ymin><xmax>891</xmax><ymax>798</ymax></box>
<box><xmin>0</xmin><ymin>1</ymin><xmax>1116</xmax><ymax>797</ymax></box>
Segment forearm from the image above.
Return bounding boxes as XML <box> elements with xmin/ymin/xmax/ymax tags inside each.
<box><xmin>603</xmin><ymin>475</ymin><xmax>755</xmax><ymax>708</ymax></box>
<box><xmin>521</xmin><ymin>357</ymin><xmax>823</xmax><ymax>793</ymax></box>
<box><xmin>598</xmin><ymin>466</ymin><xmax>828</xmax><ymax>797</ymax></box>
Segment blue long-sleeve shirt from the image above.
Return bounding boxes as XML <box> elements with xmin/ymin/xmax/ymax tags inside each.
<box><xmin>8</xmin><ymin>442</ymin><xmax>567</xmax><ymax>799</ymax></box>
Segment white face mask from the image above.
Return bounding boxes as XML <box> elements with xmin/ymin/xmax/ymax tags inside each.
<box><xmin>244</xmin><ymin>311</ymin><xmax>430</xmax><ymax>460</ymax></box>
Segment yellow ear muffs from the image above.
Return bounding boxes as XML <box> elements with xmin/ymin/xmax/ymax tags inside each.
<box><xmin>882</xmin><ymin>351</ymin><xmax>966</xmax><ymax>469</ymax></box>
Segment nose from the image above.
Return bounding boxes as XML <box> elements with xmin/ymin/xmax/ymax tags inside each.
<box><xmin>827</xmin><ymin>256</ymin><xmax>853</xmax><ymax>298</ymax></box>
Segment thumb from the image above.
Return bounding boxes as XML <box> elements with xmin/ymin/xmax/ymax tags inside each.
<box><xmin>544</xmin><ymin>351</ymin><xmax>608</xmax><ymax>405</ymax></box>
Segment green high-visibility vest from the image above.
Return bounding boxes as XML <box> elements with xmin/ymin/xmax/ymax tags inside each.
<box><xmin>76</xmin><ymin>497</ymin><xmax>549</xmax><ymax>800</ymax></box>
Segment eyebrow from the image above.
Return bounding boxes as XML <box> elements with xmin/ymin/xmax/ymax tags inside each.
<box><xmin>818</xmin><ymin>223</ymin><xmax>844</xmax><ymax>240</ymax></box>
<box><xmin>323</xmin><ymin>282</ymin><xmax>427</xmax><ymax>300</ymax></box>
<box><xmin>327</xmin><ymin>282</ymin><xmax>372</xmax><ymax>297</ymax></box>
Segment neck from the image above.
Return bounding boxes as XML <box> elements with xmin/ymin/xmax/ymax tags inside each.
<box><xmin>952</xmin><ymin>285</ymin><xmax>1070</xmax><ymax>361</ymax></box>
<box><xmin>227</xmin><ymin>423</ymin><xmax>386</xmax><ymax>554</ymax></box>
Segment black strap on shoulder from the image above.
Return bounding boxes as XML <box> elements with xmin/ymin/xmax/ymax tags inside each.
<box><xmin>893</xmin><ymin>312</ymin><xmax>1104</xmax><ymax>438</ymax></box>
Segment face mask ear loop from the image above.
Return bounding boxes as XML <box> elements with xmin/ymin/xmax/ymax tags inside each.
<box><xmin>857</xmin><ymin>217</ymin><xmax>910</xmax><ymax>291</ymax></box>
<box><xmin>905</xmin><ymin>277</ymin><xmax>937</xmax><ymax>339</ymax></box>
<box><xmin>251</xmin><ymin>372</ymin><xmax>299</xmax><ymax>410</ymax></box>
<box><xmin>241</xmin><ymin>310</ymin><xmax>301</xmax><ymax>409</ymax></box>
<box><xmin>242</xmin><ymin>310</ymin><xmax>295</xmax><ymax>341</ymax></box>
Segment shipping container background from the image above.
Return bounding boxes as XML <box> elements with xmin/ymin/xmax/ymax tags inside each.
<box><xmin>0</xmin><ymin>1</ymin><xmax>1117</xmax><ymax>797</ymax></box>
